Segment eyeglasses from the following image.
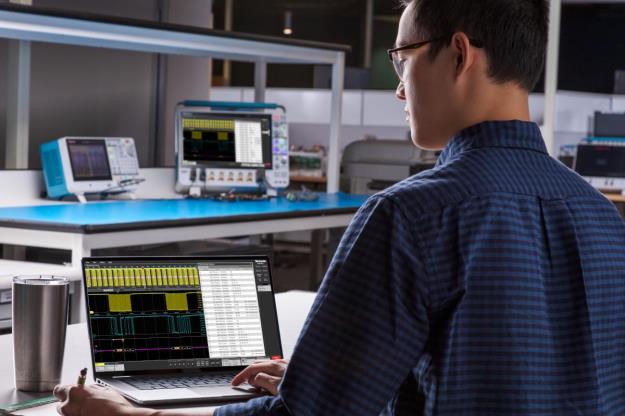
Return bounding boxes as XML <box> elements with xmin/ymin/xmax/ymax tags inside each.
<box><xmin>387</xmin><ymin>37</ymin><xmax>483</xmax><ymax>82</ymax></box>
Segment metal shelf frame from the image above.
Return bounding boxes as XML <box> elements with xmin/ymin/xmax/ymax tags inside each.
<box><xmin>542</xmin><ymin>0</ymin><xmax>561</xmax><ymax>156</ymax></box>
<box><xmin>0</xmin><ymin>4</ymin><xmax>349</xmax><ymax>192</ymax></box>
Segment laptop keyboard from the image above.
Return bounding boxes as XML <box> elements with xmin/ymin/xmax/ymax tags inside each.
<box><xmin>125</xmin><ymin>373</ymin><xmax>236</xmax><ymax>390</ymax></box>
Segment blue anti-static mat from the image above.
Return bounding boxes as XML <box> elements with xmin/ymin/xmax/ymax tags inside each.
<box><xmin>0</xmin><ymin>193</ymin><xmax>369</xmax><ymax>232</ymax></box>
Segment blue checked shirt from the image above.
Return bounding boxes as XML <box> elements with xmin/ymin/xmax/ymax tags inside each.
<box><xmin>216</xmin><ymin>120</ymin><xmax>625</xmax><ymax>415</ymax></box>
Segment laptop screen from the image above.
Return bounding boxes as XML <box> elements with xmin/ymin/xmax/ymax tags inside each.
<box><xmin>83</xmin><ymin>256</ymin><xmax>282</xmax><ymax>375</ymax></box>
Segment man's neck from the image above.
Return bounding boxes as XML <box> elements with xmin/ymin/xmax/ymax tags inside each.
<box><xmin>431</xmin><ymin>84</ymin><xmax>532</xmax><ymax>150</ymax></box>
<box><xmin>462</xmin><ymin>83</ymin><xmax>531</xmax><ymax>127</ymax></box>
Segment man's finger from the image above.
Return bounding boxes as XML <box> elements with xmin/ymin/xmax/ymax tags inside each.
<box><xmin>249</xmin><ymin>372</ymin><xmax>281</xmax><ymax>395</ymax></box>
<box><xmin>231</xmin><ymin>362</ymin><xmax>279</xmax><ymax>386</ymax></box>
<box><xmin>53</xmin><ymin>384</ymin><xmax>70</xmax><ymax>402</ymax></box>
<box><xmin>66</xmin><ymin>386</ymin><xmax>81</xmax><ymax>400</ymax></box>
<box><xmin>56</xmin><ymin>400</ymin><xmax>77</xmax><ymax>416</ymax></box>
<box><xmin>231</xmin><ymin>366</ymin><xmax>261</xmax><ymax>386</ymax></box>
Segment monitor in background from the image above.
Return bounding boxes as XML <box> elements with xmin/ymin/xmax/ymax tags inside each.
<box><xmin>575</xmin><ymin>112</ymin><xmax>625</xmax><ymax>193</ymax></box>
<box><xmin>175</xmin><ymin>102</ymin><xmax>290</xmax><ymax>197</ymax></box>
<box><xmin>574</xmin><ymin>141</ymin><xmax>625</xmax><ymax>192</ymax></box>
<box><xmin>575</xmin><ymin>144</ymin><xmax>625</xmax><ymax>179</ymax></box>
<box><xmin>594</xmin><ymin>111</ymin><xmax>625</xmax><ymax>138</ymax></box>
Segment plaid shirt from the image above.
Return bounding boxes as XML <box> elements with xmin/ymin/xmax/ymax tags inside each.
<box><xmin>216</xmin><ymin>120</ymin><xmax>625</xmax><ymax>415</ymax></box>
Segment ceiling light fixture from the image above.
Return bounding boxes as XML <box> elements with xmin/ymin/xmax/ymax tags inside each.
<box><xmin>283</xmin><ymin>11</ymin><xmax>293</xmax><ymax>35</ymax></box>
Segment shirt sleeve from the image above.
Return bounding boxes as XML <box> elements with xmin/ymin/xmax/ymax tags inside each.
<box><xmin>214</xmin><ymin>396</ymin><xmax>288</xmax><ymax>416</ymax></box>
<box><xmin>217</xmin><ymin>195</ymin><xmax>431</xmax><ymax>416</ymax></box>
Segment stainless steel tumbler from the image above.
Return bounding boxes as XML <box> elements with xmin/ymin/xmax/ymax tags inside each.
<box><xmin>12</xmin><ymin>275</ymin><xmax>70</xmax><ymax>391</ymax></box>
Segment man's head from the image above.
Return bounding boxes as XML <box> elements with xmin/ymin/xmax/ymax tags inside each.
<box><xmin>393</xmin><ymin>0</ymin><xmax>549</xmax><ymax>149</ymax></box>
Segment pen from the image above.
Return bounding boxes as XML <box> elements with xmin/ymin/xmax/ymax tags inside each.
<box><xmin>77</xmin><ymin>368</ymin><xmax>87</xmax><ymax>386</ymax></box>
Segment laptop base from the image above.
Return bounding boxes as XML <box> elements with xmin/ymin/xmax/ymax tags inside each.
<box><xmin>99</xmin><ymin>377</ymin><xmax>260</xmax><ymax>405</ymax></box>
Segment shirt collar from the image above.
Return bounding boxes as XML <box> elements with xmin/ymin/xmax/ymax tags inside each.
<box><xmin>436</xmin><ymin>120</ymin><xmax>547</xmax><ymax>166</ymax></box>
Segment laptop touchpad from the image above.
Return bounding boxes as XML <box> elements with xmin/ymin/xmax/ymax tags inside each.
<box><xmin>191</xmin><ymin>385</ymin><xmax>258</xmax><ymax>397</ymax></box>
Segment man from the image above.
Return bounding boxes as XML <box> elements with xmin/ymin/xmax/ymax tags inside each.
<box><xmin>55</xmin><ymin>0</ymin><xmax>625</xmax><ymax>414</ymax></box>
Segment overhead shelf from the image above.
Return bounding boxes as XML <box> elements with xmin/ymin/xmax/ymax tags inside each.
<box><xmin>0</xmin><ymin>3</ymin><xmax>350</xmax><ymax>63</ymax></box>
<box><xmin>0</xmin><ymin>3</ymin><xmax>348</xmax><ymax>193</ymax></box>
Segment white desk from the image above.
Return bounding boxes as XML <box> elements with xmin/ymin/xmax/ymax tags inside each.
<box><xmin>0</xmin><ymin>291</ymin><xmax>315</xmax><ymax>415</ymax></box>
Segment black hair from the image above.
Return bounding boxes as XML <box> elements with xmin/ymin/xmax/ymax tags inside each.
<box><xmin>400</xmin><ymin>0</ymin><xmax>548</xmax><ymax>91</ymax></box>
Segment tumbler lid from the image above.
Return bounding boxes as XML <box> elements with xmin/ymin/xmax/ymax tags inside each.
<box><xmin>13</xmin><ymin>275</ymin><xmax>69</xmax><ymax>285</ymax></box>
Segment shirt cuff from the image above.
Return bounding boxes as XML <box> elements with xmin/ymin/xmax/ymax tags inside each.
<box><xmin>214</xmin><ymin>395</ymin><xmax>289</xmax><ymax>416</ymax></box>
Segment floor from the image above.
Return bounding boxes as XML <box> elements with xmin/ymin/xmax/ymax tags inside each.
<box><xmin>271</xmin><ymin>250</ymin><xmax>316</xmax><ymax>293</ymax></box>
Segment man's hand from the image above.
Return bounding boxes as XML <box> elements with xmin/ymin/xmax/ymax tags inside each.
<box><xmin>53</xmin><ymin>384</ymin><xmax>145</xmax><ymax>416</ymax></box>
<box><xmin>231</xmin><ymin>359</ymin><xmax>289</xmax><ymax>396</ymax></box>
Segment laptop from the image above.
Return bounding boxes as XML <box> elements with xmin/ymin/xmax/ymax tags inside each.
<box><xmin>81</xmin><ymin>255</ymin><xmax>283</xmax><ymax>405</ymax></box>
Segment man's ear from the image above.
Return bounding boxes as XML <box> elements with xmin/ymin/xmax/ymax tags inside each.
<box><xmin>450</xmin><ymin>32</ymin><xmax>474</xmax><ymax>79</ymax></box>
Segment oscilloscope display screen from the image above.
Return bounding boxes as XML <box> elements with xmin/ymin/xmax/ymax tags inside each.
<box><xmin>67</xmin><ymin>139</ymin><xmax>112</xmax><ymax>181</ymax></box>
<box><xmin>84</xmin><ymin>259</ymin><xmax>282</xmax><ymax>374</ymax></box>
<box><xmin>181</xmin><ymin>112</ymin><xmax>272</xmax><ymax>169</ymax></box>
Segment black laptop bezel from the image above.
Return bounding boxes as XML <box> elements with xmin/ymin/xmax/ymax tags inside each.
<box><xmin>81</xmin><ymin>255</ymin><xmax>284</xmax><ymax>378</ymax></box>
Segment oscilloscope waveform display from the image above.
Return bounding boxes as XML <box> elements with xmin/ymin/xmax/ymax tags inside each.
<box><xmin>89</xmin><ymin>292</ymin><xmax>201</xmax><ymax>313</ymax></box>
<box><xmin>91</xmin><ymin>314</ymin><xmax>204</xmax><ymax>336</ymax></box>
<box><xmin>85</xmin><ymin>266</ymin><xmax>200</xmax><ymax>288</ymax></box>
<box><xmin>87</xmin><ymin>267</ymin><xmax>210</xmax><ymax>363</ymax></box>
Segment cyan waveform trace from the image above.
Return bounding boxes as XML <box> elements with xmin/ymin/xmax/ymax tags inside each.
<box><xmin>91</xmin><ymin>313</ymin><xmax>206</xmax><ymax>336</ymax></box>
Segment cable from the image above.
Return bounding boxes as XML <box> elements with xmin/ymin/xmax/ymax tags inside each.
<box><xmin>210</xmin><ymin>189</ymin><xmax>270</xmax><ymax>202</ymax></box>
<box><xmin>98</xmin><ymin>178</ymin><xmax>146</xmax><ymax>197</ymax></box>
<box><xmin>285</xmin><ymin>185</ymin><xmax>319</xmax><ymax>202</ymax></box>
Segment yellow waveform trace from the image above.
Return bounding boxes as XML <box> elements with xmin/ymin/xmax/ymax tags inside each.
<box><xmin>108</xmin><ymin>294</ymin><xmax>132</xmax><ymax>312</ymax></box>
<box><xmin>87</xmin><ymin>267</ymin><xmax>200</xmax><ymax>288</ymax></box>
<box><xmin>183</xmin><ymin>118</ymin><xmax>234</xmax><ymax>130</ymax></box>
<box><xmin>165</xmin><ymin>293</ymin><xmax>189</xmax><ymax>311</ymax></box>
